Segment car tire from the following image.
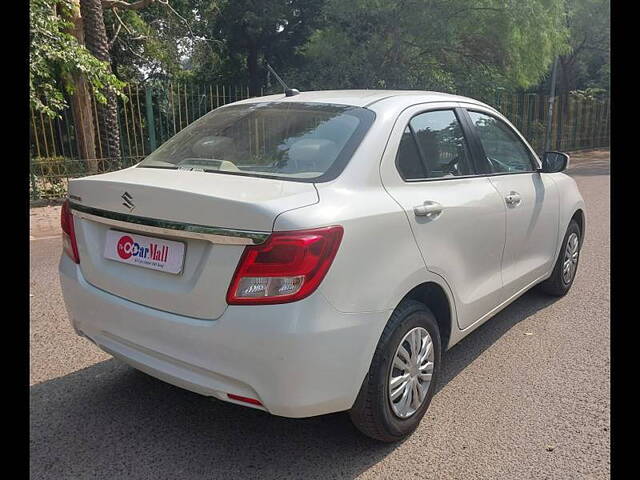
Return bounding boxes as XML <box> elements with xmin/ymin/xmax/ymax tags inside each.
<box><xmin>538</xmin><ymin>219</ymin><xmax>582</xmax><ymax>296</ymax></box>
<box><xmin>349</xmin><ymin>299</ymin><xmax>441</xmax><ymax>442</ymax></box>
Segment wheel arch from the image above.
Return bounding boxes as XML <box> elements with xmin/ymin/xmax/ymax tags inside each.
<box><xmin>571</xmin><ymin>208</ymin><xmax>586</xmax><ymax>247</ymax></box>
<box><xmin>398</xmin><ymin>282</ymin><xmax>454</xmax><ymax>351</ymax></box>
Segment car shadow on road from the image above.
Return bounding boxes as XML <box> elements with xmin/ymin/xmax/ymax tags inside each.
<box><xmin>437</xmin><ymin>289</ymin><xmax>556</xmax><ymax>396</ymax></box>
<box><xmin>30</xmin><ymin>290</ymin><xmax>557</xmax><ymax>480</ymax></box>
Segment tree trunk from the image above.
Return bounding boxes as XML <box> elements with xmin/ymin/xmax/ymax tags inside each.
<box><xmin>64</xmin><ymin>0</ymin><xmax>98</xmax><ymax>173</ymax></box>
<box><xmin>558</xmin><ymin>56</ymin><xmax>577</xmax><ymax>95</ymax></box>
<box><xmin>247</xmin><ymin>46</ymin><xmax>261</xmax><ymax>97</ymax></box>
<box><xmin>80</xmin><ymin>0</ymin><xmax>122</xmax><ymax>163</ymax></box>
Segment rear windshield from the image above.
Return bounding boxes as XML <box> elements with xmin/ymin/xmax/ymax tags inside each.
<box><xmin>137</xmin><ymin>102</ymin><xmax>375</xmax><ymax>182</ymax></box>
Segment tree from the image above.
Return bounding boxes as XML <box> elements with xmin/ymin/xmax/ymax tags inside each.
<box><xmin>30</xmin><ymin>0</ymin><xmax>124</xmax><ymax>118</ymax></box>
<box><xmin>30</xmin><ymin>0</ymin><xmax>125</xmax><ymax>173</ymax></box>
<box><xmin>211</xmin><ymin>0</ymin><xmax>325</xmax><ymax>95</ymax></box>
<box><xmin>292</xmin><ymin>0</ymin><xmax>569</xmax><ymax>96</ymax></box>
<box><xmin>81</xmin><ymin>0</ymin><xmax>123</xmax><ymax>160</ymax></box>
<box><xmin>103</xmin><ymin>0</ymin><xmax>206</xmax><ymax>82</ymax></box>
<box><xmin>556</xmin><ymin>0</ymin><xmax>610</xmax><ymax>94</ymax></box>
<box><xmin>65</xmin><ymin>0</ymin><xmax>98</xmax><ymax>170</ymax></box>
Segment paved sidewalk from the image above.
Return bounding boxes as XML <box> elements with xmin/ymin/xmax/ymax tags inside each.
<box><xmin>30</xmin><ymin>205</ymin><xmax>62</xmax><ymax>240</ymax></box>
<box><xmin>29</xmin><ymin>149</ymin><xmax>609</xmax><ymax>240</ymax></box>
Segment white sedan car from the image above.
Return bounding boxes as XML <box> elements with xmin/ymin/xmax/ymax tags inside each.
<box><xmin>59</xmin><ymin>90</ymin><xmax>585</xmax><ymax>442</ymax></box>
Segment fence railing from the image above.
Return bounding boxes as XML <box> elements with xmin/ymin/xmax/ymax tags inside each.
<box><xmin>492</xmin><ymin>92</ymin><xmax>610</xmax><ymax>154</ymax></box>
<box><xmin>30</xmin><ymin>84</ymin><xmax>609</xmax><ymax>201</ymax></box>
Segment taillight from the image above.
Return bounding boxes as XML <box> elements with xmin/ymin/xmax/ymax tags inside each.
<box><xmin>61</xmin><ymin>199</ymin><xmax>80</xmax><ymax>263</ymax></box>
<box><xmin>226</xmin><ymin>226</ymin><xmax>343</xmax><ymax>305</ymax></box>
<box><xmin>227</xmin><ymin>393</ymin><xmax>263</xmax><ymax>406</ymax></box>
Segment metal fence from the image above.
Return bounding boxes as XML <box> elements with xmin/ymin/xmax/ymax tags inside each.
<box><xmin>30</xmin><ymin>84</ymin><xmax>609</xmax><ymax>201</ymax></box>
<box><xmin>491</xmin><ymin>92</ymin><xmax>610</xmax><ymax>153</ymax></box>
<box><xmin>30</xmin><ymin>83</ymin><xmax>257</xmax><ymax>200</ymax></box>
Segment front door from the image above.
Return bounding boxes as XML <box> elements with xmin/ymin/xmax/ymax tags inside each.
<box><xmin>463</xmin><ymin>108</ymin><xmax>559</xmax><ymax>301</ymax></box>
<box><xmin>380</xmin><ymin>105</ymin><xmax>507</xmax><ymax>330</ymax></box>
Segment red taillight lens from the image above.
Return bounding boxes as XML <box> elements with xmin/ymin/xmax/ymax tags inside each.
<box><xmin>226</xmin><ymin>226</ymin><xmax>343</xmax><ymax>305</ymax></box>
<box><xmin>227</xmin><ymin>393</ymin><xmax>263</xmax><ymax>406</ymax></box>
<box><xmin>61</xmin><ymin>199</ymin><xmax>80</xmax><ymax>263</ymax></box>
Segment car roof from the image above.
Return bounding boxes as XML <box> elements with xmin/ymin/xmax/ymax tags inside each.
<box><xmin>230</xmin><ymin>89</ymin><xmax>493</xmax><ymax>110</ymax></box>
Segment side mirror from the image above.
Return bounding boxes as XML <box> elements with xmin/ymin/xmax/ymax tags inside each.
<box><xmin>540</xmin><ymin>151</ymin><xmax>570</xmax><ymax>173</ymax></box>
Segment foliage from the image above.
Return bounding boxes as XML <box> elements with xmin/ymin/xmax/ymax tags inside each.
<box><xmin>557</xmin><ymin>0</ymin><xmax>610</xmax><ymax>93</ymax></box>
<box><xmin>104</xmin><ymin>0</ymin><xmax>213</xmax><ymax>82</ymax></box>
<box><xmin>30</xmin><ymin>0</ymin><xmax>608</xmax><ymax>118</ymax></box>
<box><xmin>201</xmin><ymin>0</ymin><xmax>325</xmax><ymax>92</ymax></box>
<box><xmin>30</xmin><ymin>156</ymin><xmax>88</xmax><ymax>199</ymax></box>
<box><xmin>30</xmin><ymin>0</ymin><xmax>126</xmax><ymax>117</ymax></box>
<box><xmin>569</xmin><ymin>87</ymin><xmax>608</xmax><ymax>101</ymax></box>
<box><xmin>290</xmin><ymin>0</ymin><xmax>569</xmax><ymax>94</ymax></box>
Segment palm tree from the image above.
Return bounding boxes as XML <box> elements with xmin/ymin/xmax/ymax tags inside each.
<box><xmin>80</xmin><ymin>0</ymin><xmax>122</xmax><ymax>162</ymax></box>
<box><xmin>65</xmin><ymin>0</ymin><xmax>98</xmax><ymax>173</ymax></box>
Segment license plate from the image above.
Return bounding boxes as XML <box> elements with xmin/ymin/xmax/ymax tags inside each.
<box><xmin>104</xmin><ymin>230</ymin><xmax>186</xmax><ymax>274</ymax></box>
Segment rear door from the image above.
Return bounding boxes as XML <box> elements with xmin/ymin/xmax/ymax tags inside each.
<box><xmin>461</xmin><ymin>107</ymin><xmax>559</xmax><ymax>301</ymax></box>
<box><xmin>380</xmin><ymin>104</ymin><xmax>506</xmax><ymax>330</ymax></box>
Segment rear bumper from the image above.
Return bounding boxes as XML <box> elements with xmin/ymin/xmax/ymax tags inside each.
<box><xmin>59</xmin><ymin>255</ymin><xmax>390</xmax><ymax>418</ymax></box>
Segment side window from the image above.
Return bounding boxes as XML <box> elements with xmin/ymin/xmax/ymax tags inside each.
<box><xmin>396</xmin><ymin>127</ymin><xmax>426</xmax><ymax>180</ymax></box>
<box><xmin>467</xmin><ymin>111</ymin><xmax>534</xmax><ymax>173</ymax></box>
<box><xmin>411</xmin><ymin>110</ymin><xmax>473</xmax><ymax>178</ymax></box>
<box><xmin>396</xmin><ymin>109</ymin><xmax>473</xmax><ymax>180</ymax></box>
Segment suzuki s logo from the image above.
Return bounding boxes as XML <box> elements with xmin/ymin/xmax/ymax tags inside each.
<box><xmin>121</xmin><ymin>191</ymin><xmax>135</xmax><ymax>212</ymax></box>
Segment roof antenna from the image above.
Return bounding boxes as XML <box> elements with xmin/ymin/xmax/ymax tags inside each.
<box><xmin>265</xmin><ymin>62</ymin><xmax>300</xmax><ymax>97</ymax></box>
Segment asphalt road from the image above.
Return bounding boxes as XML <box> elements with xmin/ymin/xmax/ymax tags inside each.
<box><xmin>30</xmin><ymin>152</ymin><xmax>610</xmax><ymax>479</ymax></box>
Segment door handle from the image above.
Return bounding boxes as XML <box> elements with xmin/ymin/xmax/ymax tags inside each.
<box><xmin>413</xmin><ymin>201</ymin><xmax>443</xmax><ymax>217</ymax></box>
<box><xmin>504</xmin><ymin>191</ymin><xmax>521</xmax><ymax>207</ymax></box>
